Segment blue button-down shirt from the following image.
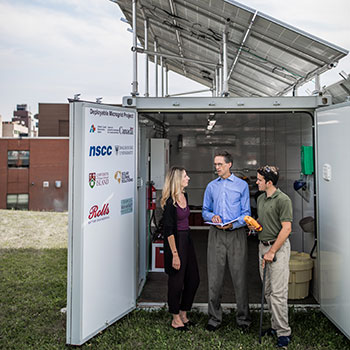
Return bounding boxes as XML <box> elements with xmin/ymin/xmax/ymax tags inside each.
<box><xmin>202</xmin><ymin>174</ymin><xmax>251</xmax><ymax>229</ymax></box>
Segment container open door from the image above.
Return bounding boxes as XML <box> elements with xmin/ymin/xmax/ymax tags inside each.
<box><xmin>315</xmin><ymin>102</ymin><xmax>350</xmax><ymax>340</ymax></box>
<box><xmin>67</xmin><ymin>102</ymin><xmax>137</xmax><ymax>345</ymax></box>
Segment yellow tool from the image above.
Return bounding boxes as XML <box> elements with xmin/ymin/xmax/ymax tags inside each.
<box><xmin>244</xmin><ymin>216</ymin><xmax>262</xmax><ymax>232</ymax></box>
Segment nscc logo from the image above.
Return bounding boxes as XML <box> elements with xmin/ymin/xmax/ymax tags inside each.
<box><xmin>89</xmin><ymin>145</ymin><xmax>112</xmax><ymax>157</ymax></box>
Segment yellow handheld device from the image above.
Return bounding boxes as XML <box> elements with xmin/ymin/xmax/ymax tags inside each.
<box><xmin>244</xmin><ymin>216</ymin><xmax>262</xmax><ymax>232</ymax></box>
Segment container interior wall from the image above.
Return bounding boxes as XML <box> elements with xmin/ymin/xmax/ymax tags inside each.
<box><xmin>140</xmin><ymin>111</ymin><xmax>315</xmax><ymax>254</ymax></box>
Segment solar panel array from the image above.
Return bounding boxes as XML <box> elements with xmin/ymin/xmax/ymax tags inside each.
<box><xmin>116</xmin><ymin>0</ymin><xmax>348</xmax><ymax>97</ymax></box>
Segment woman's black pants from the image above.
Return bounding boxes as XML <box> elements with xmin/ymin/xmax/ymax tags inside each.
<box><xmin>167</xmin><ymin>230</ymin><xmax>200</xmax><ymax>314</ymax></box>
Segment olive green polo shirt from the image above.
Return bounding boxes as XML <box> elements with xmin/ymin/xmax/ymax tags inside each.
<box><xmin>257</xmin><ymin>188</ymin><xmax>293</xmax><ymax>241</ymax></box>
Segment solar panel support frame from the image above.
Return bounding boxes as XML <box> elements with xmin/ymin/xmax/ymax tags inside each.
<box><xmin>131</xmin><ymin>0</ymin><xmax>138</xmax><ymax>96</ymax></box>
<box><xmin>135</xmin><ymin>48</ymin><xmax>219</xmax><ymax>68</ymax></box>
<box><xmin>144</xmin><ymin>18</ymin><xmax>149</xmax><ymax>97</ymax></box>
<box><xmin>223</xmin><ymin>31</ymin><xmax>229</xmax><ymax>96</ymax></box>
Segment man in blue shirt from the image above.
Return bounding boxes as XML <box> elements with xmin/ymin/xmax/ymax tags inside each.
<box><xmin>202</xmin><ymin>151</ymin><xmax>251</xmax><ymax>331</ymax></box>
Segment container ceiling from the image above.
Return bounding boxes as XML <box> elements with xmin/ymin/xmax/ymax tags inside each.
<box><xmin>115</xmin><ymin>0</ymin><xmax>348</xmax><ymax>97</ymax></box>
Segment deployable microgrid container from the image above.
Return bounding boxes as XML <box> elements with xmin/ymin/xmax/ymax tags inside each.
<box><xmin>66</xmin><ymin>0</ymin><xmax>350</xmax><ymax>346</ymax></box>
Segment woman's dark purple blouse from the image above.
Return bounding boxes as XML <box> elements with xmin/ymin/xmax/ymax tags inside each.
<box><xmin>176</xmin><ymin>204</ymin><xmax>190</xmax><ymax>231</ymax></box>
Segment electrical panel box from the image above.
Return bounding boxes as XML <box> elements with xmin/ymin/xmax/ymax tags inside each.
<box><xmin>301</xmin><ymin>146</ymin><xmax>314</xmax><ymax>175</ymax></box>
<box><xmin>150</xmin><ymin>138</ymin><xmax>170</xmax><ymax>190</ymax></box>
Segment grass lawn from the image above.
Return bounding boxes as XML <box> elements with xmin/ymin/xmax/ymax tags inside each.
<box><xmin>1</xmin><ymin>210</ymin><xmax>350</xmax><ymax>349</ymax></box>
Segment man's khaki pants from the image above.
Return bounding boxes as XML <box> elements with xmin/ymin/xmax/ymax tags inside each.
<box><xmin>259</xmin><ymin>239</ymin><xmax>291</xmax><ymax>337</ymax></box>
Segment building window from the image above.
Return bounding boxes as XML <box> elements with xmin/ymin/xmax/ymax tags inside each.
<box><xmin>8</xmin><ymin>151</ymin><xmax>30</xmax><ymax>168</ymax></box>
<box><xmin>6</xmin><ymin>194</ymin><xmax>29</xmax><ymax>210</ymax></box>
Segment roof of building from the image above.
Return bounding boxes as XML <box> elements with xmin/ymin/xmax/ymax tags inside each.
<box><xmin>116</xmin><ymin>0</ymin><xmax>348</xmax><ymax>97</ymax></box>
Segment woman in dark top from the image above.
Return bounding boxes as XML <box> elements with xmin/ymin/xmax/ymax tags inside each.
<box><xmin>161</xmin><ymin>166</ymin><xmax>200</xmax><ymax>331</ymax></box>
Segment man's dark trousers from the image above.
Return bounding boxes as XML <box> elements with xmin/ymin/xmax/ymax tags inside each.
<box><xmin>207</xmin><ymin>226</ymin><xmax>251</xmax><ymax>327</ymax></box>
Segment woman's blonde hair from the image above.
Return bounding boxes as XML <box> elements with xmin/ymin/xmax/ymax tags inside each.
<box><xmin>161</xmin><ymin>166</ymin><xmax>186</xmax><ymax>209</ymax></box>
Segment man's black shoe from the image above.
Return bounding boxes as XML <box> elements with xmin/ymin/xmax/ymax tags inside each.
<box><xmin>277</xmin><ymin>335</ymin><xmax>291</xmax><ymax>348</ymax></box>
<box><xmin>262</xmin><ymin>328</ymin><xmax>277</xmax><ymax>337</ymax></box>
<box><xmin>206</xmin><ymin>324</ymin><xmax>219</xmax><ymax>332</ymax></box>
<box><xmin>237</xmin><ymin>324</ymin><xmax>250</xmax><ymax>333</ymax></box>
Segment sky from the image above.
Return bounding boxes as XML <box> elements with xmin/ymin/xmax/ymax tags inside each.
<box><xmin>0</xmin><ymin>0</ymin><xmax>349</xmax><ymax>121</ymax></box>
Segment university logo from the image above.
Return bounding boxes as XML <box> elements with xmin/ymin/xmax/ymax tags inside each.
<box><xmin>115</xmin><ymin>145</ymin><xmax>133</xmax><ymax>156</ymax></box>
<box><xmin>89</xmin><ymin>145</ymin><xmax>112</xmax><ymax>157</ymax></box>
<box><xmin>89</xmin><ymin>173</ymin><xmax>96</xmax><ymax>188</ymax></box>
<box><xmin>89</xmin><ymin>172</ymin><xmax>109</xmax><ymax>188</ymax></box>
<box><xmin>89</xmin><ymin>124</ymin><xmax>96</xmax><ymax>133</ymax></box>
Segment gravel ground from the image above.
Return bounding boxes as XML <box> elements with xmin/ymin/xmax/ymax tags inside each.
<box><xmin>0</xmin><ymin>210</ymin><xmax>68</xmax><ymax>249</ymax></box>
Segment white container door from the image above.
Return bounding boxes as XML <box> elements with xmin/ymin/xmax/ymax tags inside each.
<box><xmin>316</xmin><ymin>102</ymin><xmax>350</xmax><ymax>340</ymax></box>
<box><xmin>67</xmin><ymin>102</ymin><xmax>137</xmax><ymax>345</ymax></box>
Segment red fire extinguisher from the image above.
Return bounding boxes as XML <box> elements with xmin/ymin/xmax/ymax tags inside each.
<box><xmin>148</xmin><ymin>182</ymin><xmax>157</xmax><ymax>210</ymax></box>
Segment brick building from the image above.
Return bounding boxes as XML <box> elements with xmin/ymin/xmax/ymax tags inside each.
<box><xmin>0</xmin><ymin>138</ymin><xmax>69</xmax><ymax>211</ymax></box>
<box><xmin>37</xmin><ymin>102</ymin><xmax>120</xmax><ymax>136</ymax></box>
<box><xmin>38</xmin><ymin>103</ymin><xmax>69</xmax><ymax>136</ymax></box>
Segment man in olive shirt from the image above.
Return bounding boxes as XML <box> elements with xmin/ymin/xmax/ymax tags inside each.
<box><xmin>252</xmin><ymin>165</ymin><xmax>292</xmax><ymax>348</ymax></box>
